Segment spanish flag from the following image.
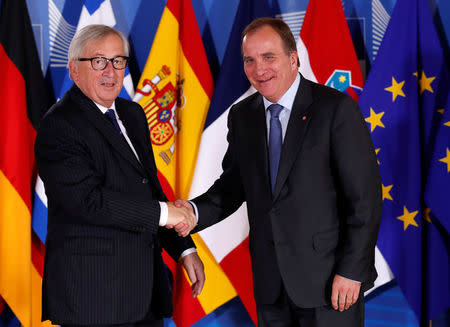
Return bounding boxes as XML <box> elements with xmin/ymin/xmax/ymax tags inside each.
<box><xmin>134</xmin><ymin>0</ymin><xmax>236</xmax><ymax>325</ymax></box>
<box><xmin>0</xmin><ymin>0</ymin><xmax>51</xmax><ymax>326</ymax></box>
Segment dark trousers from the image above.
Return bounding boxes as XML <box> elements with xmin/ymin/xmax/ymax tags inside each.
<box><xmin>257</xmin><ymin>286</ymin><xmax>364</xmax><ymax>327</ymax></box>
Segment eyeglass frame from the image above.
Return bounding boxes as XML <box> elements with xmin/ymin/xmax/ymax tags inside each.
<box><xmin>77</xmin><ymin>56</ymin><xmax>129</xmax><ymax>70</ymax></box>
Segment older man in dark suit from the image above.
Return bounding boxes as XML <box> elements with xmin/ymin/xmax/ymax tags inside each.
<box><xmin>175</xmin><ymin>17</ymin><xmax>382</xmax><ymax>327</ymax></box>
<box><xmin>35</xmin><ymin>24</ymin><xmax>203</xmax><ymax>327</ymax></box>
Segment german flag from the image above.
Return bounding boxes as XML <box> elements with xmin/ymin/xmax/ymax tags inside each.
<box><xmin>0</xmin><ymin>0</ymin><xmax>51</xmax><ymax>326</ymax></box>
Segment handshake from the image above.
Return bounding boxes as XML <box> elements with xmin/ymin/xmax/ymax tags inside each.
<box><xmin>166</xmin><ymin>199</ymin><xmax>196</xmax><ymax>237</ymax></box>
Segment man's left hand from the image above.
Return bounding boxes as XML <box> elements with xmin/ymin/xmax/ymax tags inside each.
<box><xmin>331</xmin><ymin>274</ymin><xmax>361</xmax><ymax>311</ymax></box>
<box><xmin>180</xmin><ymin>252</ymin><xmax>205</xmax><ymax>297</ymax></box>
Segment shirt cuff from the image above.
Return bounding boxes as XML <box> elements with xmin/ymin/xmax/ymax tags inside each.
<box><xmin>179</xmin><ymin>248</ymin><xmax>197</xmax><ymax>260</ymax></box>
<box><xmin>188</xmin><ymin>200</ymin><xmax>199</xmax><ymax>223</ymax></box>
<box><xmin>338</xmin><ymin>274</ymin><xmax>361</xmax><ymax>283</ymax></box>
<box><xmin>159</xmin><ymin>202</ymin><xmax>168</xmax><ymax>226</ymax></box>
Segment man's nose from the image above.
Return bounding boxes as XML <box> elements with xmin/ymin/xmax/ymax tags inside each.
<box><xmin>255</xmin><ymin>60</ymin><xmax>267</xmax><ymax>75</ymax></box>
<box><xmin>102</xmin><ymin>61</ymin><xmax>114</xmax><ymax>74</ymax></box>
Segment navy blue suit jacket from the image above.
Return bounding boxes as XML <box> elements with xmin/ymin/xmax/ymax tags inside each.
<box><xmin>193</xmin><ymin>77</ymin><xmax>382</xmax><ymax>307</ymax></box>
<box><xmin>35</xmin><ymin>85</ymin><xmax>194</xmax><ymax>324</ymax></box>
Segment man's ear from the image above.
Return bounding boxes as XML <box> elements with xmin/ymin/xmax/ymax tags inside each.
<box><xmin>290</xmin><ymin>51</ymin><xmax>298</xmax><ymax>69</ymax></box>
<box><xmin>68</xmin><ymin>60</ymin><xmax>78</xmax><ymax>82</ymax></box>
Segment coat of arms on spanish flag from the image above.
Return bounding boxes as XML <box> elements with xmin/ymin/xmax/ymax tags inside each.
<box><xmin>135</xmin><ymin>0</ymin><xmax>212</xmax><ymax>200</ymax></box>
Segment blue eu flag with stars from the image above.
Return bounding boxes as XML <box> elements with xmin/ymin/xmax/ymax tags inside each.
<box><xmin>358</xmin><ymin>0</ymin><xmax>449</xmax><ymax>322</ymax></box>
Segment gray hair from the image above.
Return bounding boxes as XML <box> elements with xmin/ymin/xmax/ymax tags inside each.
<box><xmin>68</xmin><ymin>24</ymin><xmax>129</xmax><ymax>62</ymax></box>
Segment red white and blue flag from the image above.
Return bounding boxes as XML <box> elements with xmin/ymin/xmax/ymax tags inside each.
<box><xmin>298</xmin><ymin>0</ymin><xmax>363</xmax><ymax>99</ymax></box>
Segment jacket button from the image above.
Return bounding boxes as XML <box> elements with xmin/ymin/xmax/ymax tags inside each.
<box><xmin>142</xmin><ymin>178</ymin><xmax>149</xmax><ymax>184</ymax></box>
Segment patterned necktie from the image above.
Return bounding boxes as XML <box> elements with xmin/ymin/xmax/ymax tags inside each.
<box><xmin>268</xmin><ymin>103</ymin><xmax>283</xmax><ymax>192</ymax></box>
<box><xmin>104</xmin><ymin>109</ymin><xmax>122</xmax><ymax>134</ymax></box>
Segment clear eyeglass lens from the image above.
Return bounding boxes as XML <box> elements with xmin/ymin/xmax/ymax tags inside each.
<box><xmin>113</xmin><ymin>58</ymin><xmax>126</xmax><ymax>69</ymax></box>
<box><xmin>92</xmin><ymin>58</ymin><xmax>107</xmax><ymax>70</ymax></box>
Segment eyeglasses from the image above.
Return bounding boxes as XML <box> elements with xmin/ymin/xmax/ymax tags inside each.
<box><xmin>77</xmin><ymin>56</ymin><xmax>129</xmax><ymax>70</ymax></box>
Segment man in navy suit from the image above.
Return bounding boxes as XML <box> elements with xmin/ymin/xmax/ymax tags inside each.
<box><xmin>176</xmin><ymin>17</ymin><xmax>382</xmax><ymax>327</ymax></box>
<box><xmin>35</xmin><ymin>24</ymin><xmax>203</xmax><ymax>327</ymax></box>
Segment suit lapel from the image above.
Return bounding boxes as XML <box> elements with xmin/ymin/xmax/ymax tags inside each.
<box><xmin>273</xmin><ymin>78</ymin><xmax>314</xmax><ymax>201</ymax></box>
<box><xmin>249</xmin><ymin>96</ymin><xmax>272</xmax><ymax>195</ymax></box>
<box><xmin>115</xmin><ymin>102</ymin><xmax>148</xmax><ymax>166</ymax></box>
<box><xmin>116</xmin><ymin>99</ymin><xmax>166</xmax><ymax>199</ymax></box>
<box><xmin>69</xmin><ymin>85</ymin><xmax>144</xmax><ymax>173</ymax></box>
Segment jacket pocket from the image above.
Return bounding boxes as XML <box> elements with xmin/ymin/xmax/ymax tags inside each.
<box><xmin>312</xmin><ymin>228</ymin><xmax>339</xmax><ymax>253</ymax></box>
<box><xmin>65</xmin><ymin>237</ymin><xmax>114</xmax><ymax>256</ymax></box>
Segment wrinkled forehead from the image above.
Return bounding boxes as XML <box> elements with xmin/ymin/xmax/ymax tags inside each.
<box><xmin>81</xmin><ymin>33</ymin><xmax>125</xmax><ymax>56</ymax></box>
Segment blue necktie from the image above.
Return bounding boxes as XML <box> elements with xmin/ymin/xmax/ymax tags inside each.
<box><xmin>104</xmin><ymin>109</ymin><xmax>122</xmax><ymax>134</ymax></box>
<box><xmin>268</xmin><ymin>103</ymin><xmax>283</xmax><ymax>192</ymax></box>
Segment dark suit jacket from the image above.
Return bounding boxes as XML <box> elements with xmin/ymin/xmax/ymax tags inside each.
<box><xmin>35</xmin><ymin>85</ymin><xmax>194</xmax><ymax>325</ymax></box>
<box><xmin>193</xmin><ymin>76</ymin><xmax>382</xmax><ymax>308</ymax></box>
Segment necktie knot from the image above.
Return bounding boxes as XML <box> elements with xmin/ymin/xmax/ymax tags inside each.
<box><xmin>268</xmin><ymin>103</ymin><xmax>283</xmax><ymax>119</ymax></box>
<box><xmin>104</xmin><ymin>109</ymin><xmax>122</xmax><ymax>134</ymax></box>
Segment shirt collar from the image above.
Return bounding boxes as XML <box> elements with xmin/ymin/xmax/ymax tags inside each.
<box><xmin>94</xmin><ymin>101</ymin><xmax>116</xmax><ymax>114</ymax></box>
<box><xmin>263</xmin><ymin>73</ymin><xmax>300</xmax><ymax>112</ymax></box>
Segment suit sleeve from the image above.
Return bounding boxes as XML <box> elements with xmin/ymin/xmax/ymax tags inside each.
<box><xmin>159</xmin><ymin>228</ymin><xmax>196</xmax><ymax>260</ymax></box>
<box><xmin>192</xmin><ymin>106</ymin><xmax>246</xmax><ymax>232</ymax></box>
<box><xmin>35</xmin><ymin>114</ymin><xmax>161</xmax><ymax>234</ymax></box>
<box><xmin>330</xmin><ymin>96</ymin><xmax>382</xmax><ymax>282</ymax></box>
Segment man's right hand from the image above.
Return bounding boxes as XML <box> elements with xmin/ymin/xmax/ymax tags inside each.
<box><xmin>166</xmin><ymin>202</ymin><xmax>196</xmax><ymax>237</ymax></box>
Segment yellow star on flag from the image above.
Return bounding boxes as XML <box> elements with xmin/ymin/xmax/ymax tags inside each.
<box><xmin>382</xmin><ymin>184</ymin><xmax>393</xmax><ymax>201</ymax></box>
<box><xmin>385</xmin><ymin>77</ymin><xmax>406</xmax><ymax>102</ymax></box>
<box><xmin>397</xmin><ymin>206</ymin><xmax>419</xmax><ymax>231</ymax></box>
<box><xmin>416</xmin><ymin>70</ymin><xmax>436</xmax><ymax>94</ymax></box>
<box><xmin>365</xmin><ymin>108</ymin><xmax>385</xmax><ymax>132</ymax></box>
<box><xmin>444</xmin><ymin>121</ymin><xmax>450</xmax><ymax>127</ymax></box>
<box><xmin>437</xmin><ymin>108</ymin><xmax>444</xmax><ymax>114</ymax></box>
<box><xmin>375</xmin><ymin>148</ymin><xmax>380</xmax><ymax>165</ymax></box>
<box><xmin>439</xmin><ymin>148</ymin><xmax>450</xmax><ymax>173</ymax></box>
<box><xmin>339</xmin><ymin>75</ymin><xmax>347</xmax><ymax>83</ymax></box>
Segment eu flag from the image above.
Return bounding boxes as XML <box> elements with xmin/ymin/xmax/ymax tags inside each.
<box><xmin>358</xmin><ymin>0</ymin><xmax>449</xmax><ymax>322</ymax></box>
<box><xmin>423</xmin><ymin>89</ymin><xmax>450</xmax><ymax>321</ymax></box>
<box><xmin>424</xmin><ymin>92</ymin><xmax>450</xmax><ymax>235</ymax></box>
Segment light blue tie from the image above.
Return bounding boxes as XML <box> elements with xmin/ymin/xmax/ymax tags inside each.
<box><xmin>268</xmin><ymin>104</ymin><xmax>283</xmax><ymax>192</ymax></box>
